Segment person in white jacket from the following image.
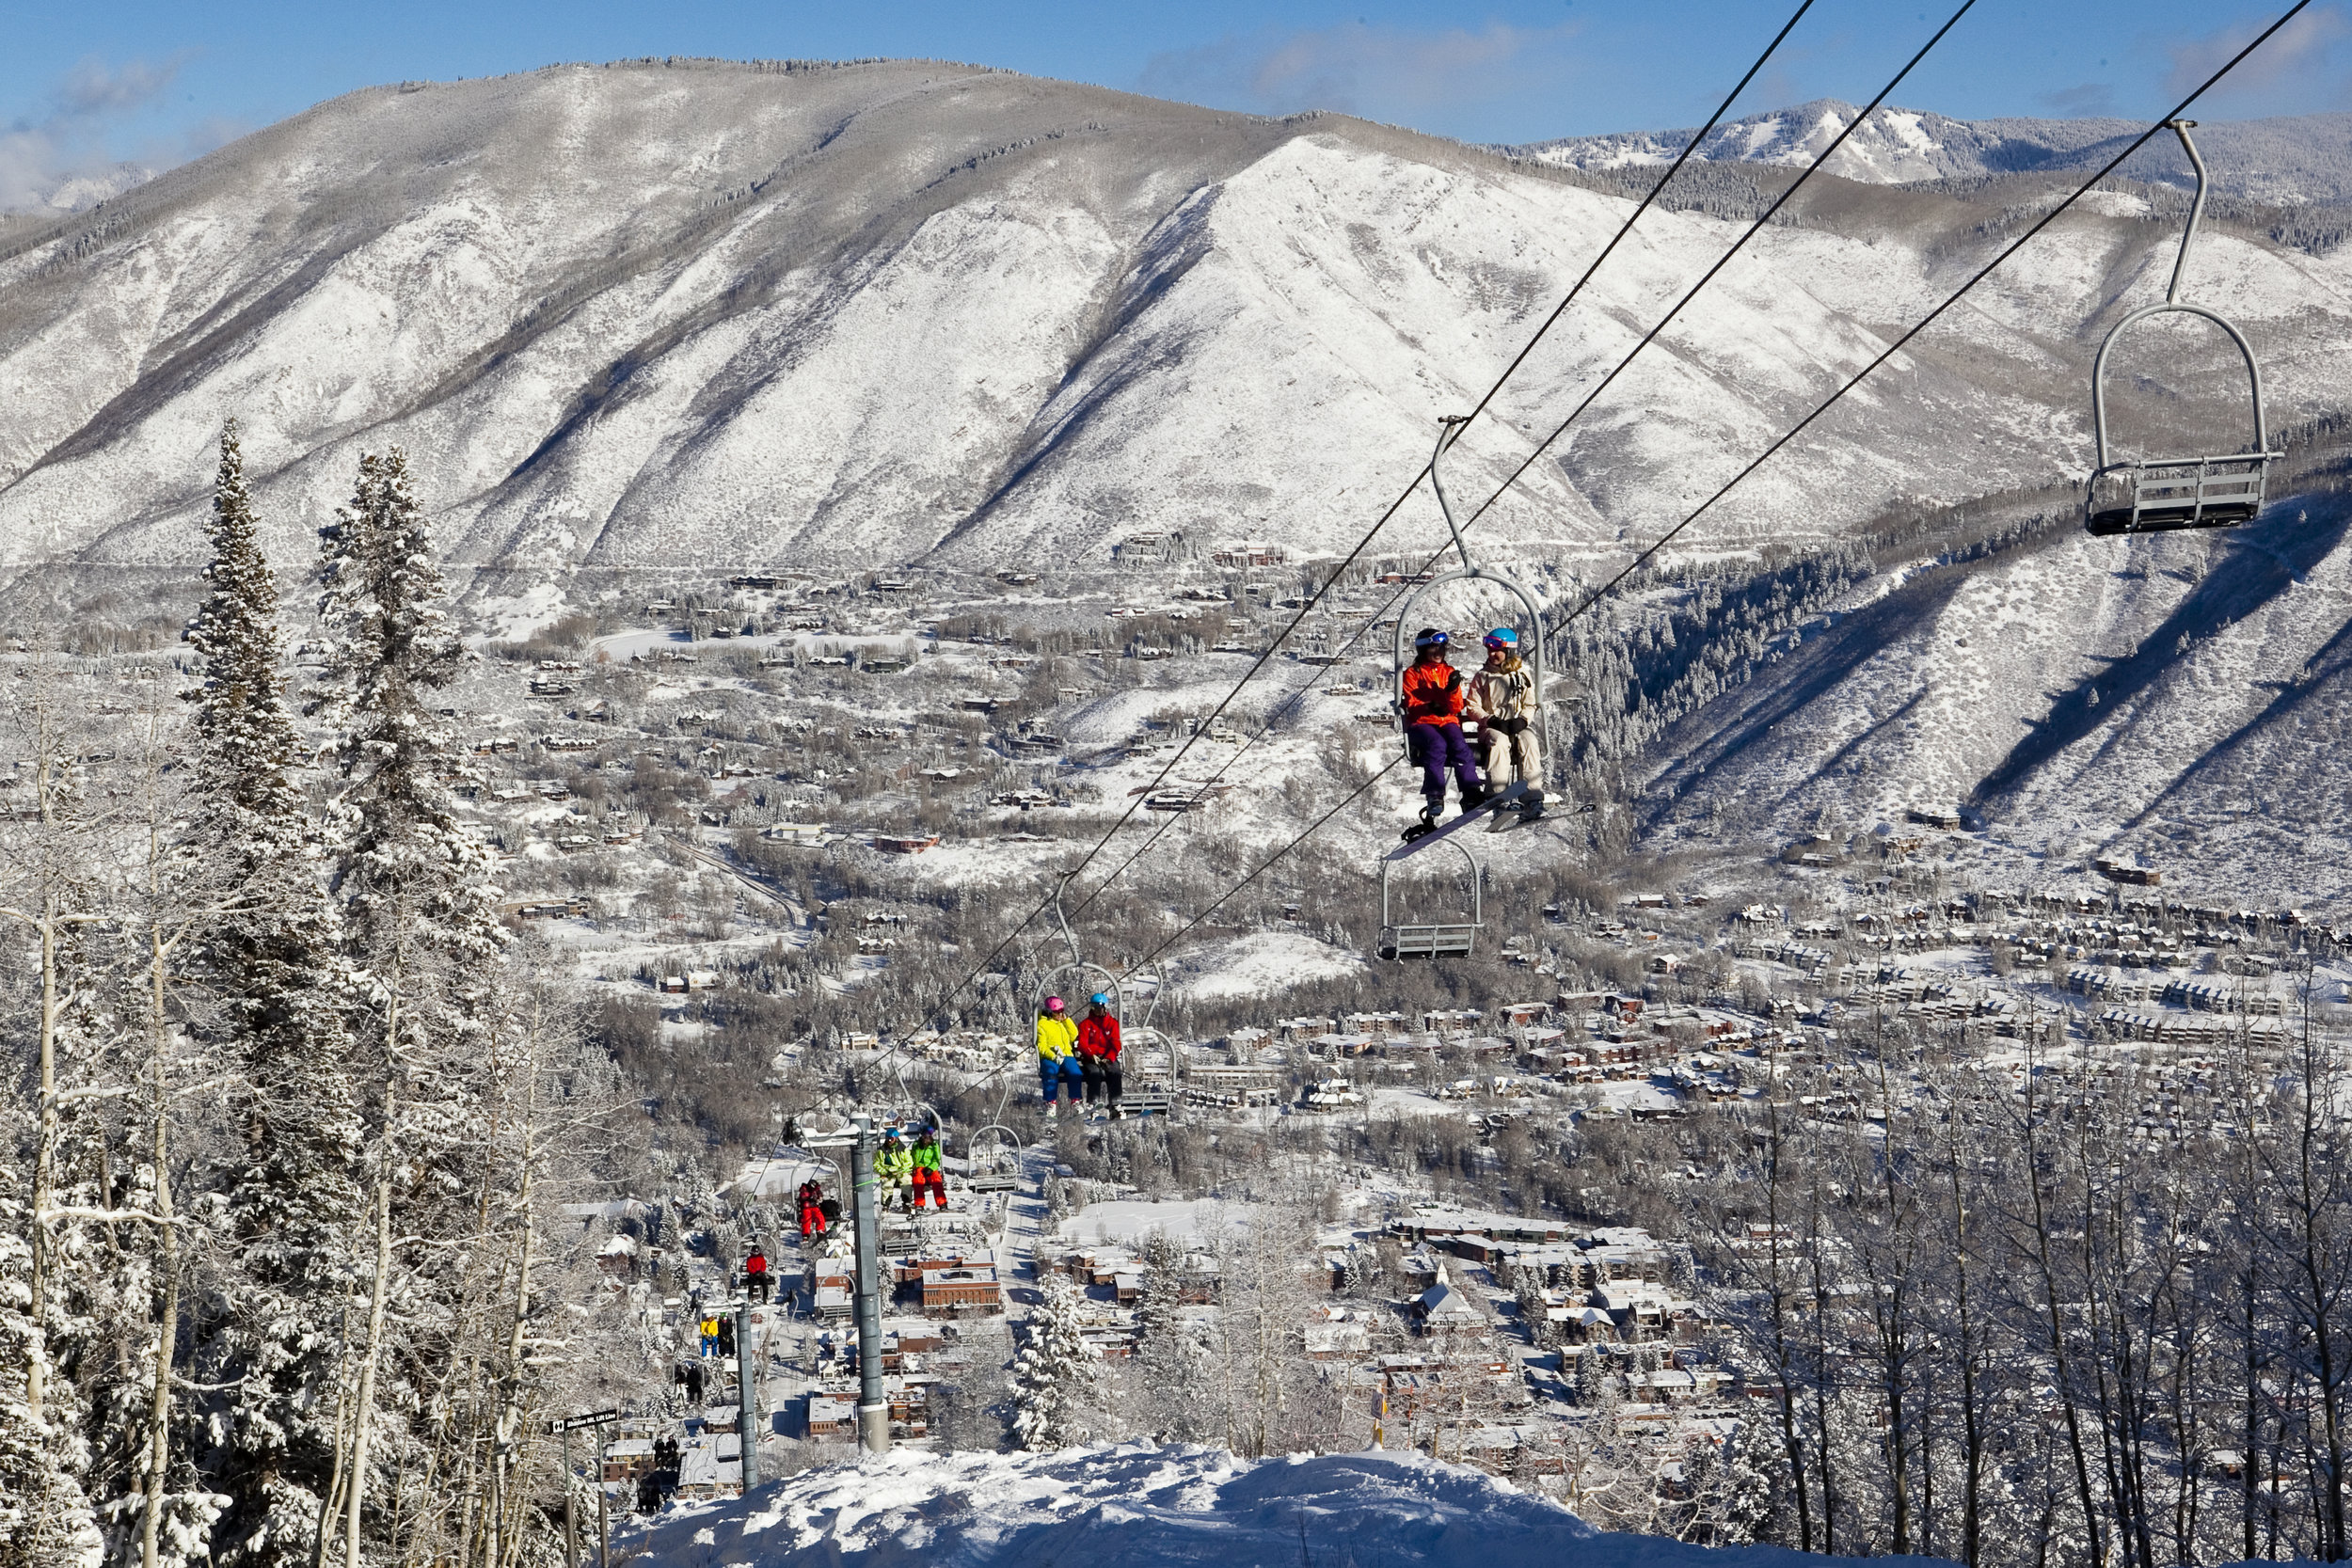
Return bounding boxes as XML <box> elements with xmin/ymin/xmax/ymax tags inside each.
<box><xmin>1462</xmin><ymin>628</ymin><xmax>1544</xmax><ymax>819</ymax></box>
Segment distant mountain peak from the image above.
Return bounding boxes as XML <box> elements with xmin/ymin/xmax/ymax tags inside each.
<box><xmin>1499</xmin><ymin>103</ymin><xmax>2352</xmax><ymax>202</ymax></box>
<box><xmin>11</xmin><ymin>162</ymin><xmax>157</xmax><ymax>216</ymax></box>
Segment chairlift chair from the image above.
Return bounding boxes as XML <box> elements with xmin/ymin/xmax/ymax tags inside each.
<box><xmin>1115</xmin><ymin>1023</ymin><xmax>1179</xmax><ymax>1117</ymax></box>
<box><xmin>1391</xmin><ymin>417</ymin><xmax>1550</xmax><ymax>775</ymax></box>
<box><xmin>1377</xmin><ymin>835</ymin><xmax>1484</xmax><ymax>961</ymax></box>
<box><xmin>2084</xmin><ymin>121</ymin><xmax>2282</xmax><ymax>538</ymax></box>
<box><xmin>964</xmin><ymin>1123</ymin><xmax>1025</xmax><ymax>1194</ymax></box>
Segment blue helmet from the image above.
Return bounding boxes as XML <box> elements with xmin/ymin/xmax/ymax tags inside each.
<box><xmin>1484</xmin><ymin>628</ymin><xmax>1518</xmax><ymax>651</ymax></box>
<box><xmin>1089</xmin><ymin>992</ymin><xmax>1110</xmax><ymax>1006</ymax></box>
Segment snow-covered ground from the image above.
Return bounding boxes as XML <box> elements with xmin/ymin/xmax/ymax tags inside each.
<box><xmin>622</xmin><ymin>1444</ymin><xmax>1944</xmax><ymax>1568</ymax></box>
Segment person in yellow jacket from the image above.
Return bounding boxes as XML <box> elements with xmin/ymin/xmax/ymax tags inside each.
<box><xmin>875</xmin><ymin>1130</ymin><xmax>914</xmax><ymax>1211</ymax></box>
<box><xmin>1036</xmin><ymin>995</ymin><xmax>1083</xmax><ymax>1113</ymax></box>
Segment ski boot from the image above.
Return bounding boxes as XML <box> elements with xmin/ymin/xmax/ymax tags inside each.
<box><xmin>1518</xmin><ymin>789</ymin><xmax>1546</xmax><ymax>823</ymax></box>
<box><xmin>1400</xmin><ymin>804</ymin><xmax>1442</xmax><ymax>844</ymax></box>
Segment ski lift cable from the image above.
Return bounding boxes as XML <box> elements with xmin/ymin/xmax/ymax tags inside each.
<box><xmin>1060</xmin><ymin>0</ymin><xmax>1975</xmax><ymax>923</ymax></box>
<box><xmin>756</xmin><ymin>0</ymin><xmax>1827</xmax><ymax>1125</ymax></box>
<box><xmin>1101</xmin><ymin>4</ymin><xmax>2314</xmax><ymax>987</ymax></box>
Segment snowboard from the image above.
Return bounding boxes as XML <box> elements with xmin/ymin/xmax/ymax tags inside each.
<box><xmin>1389</xmin><ymin>784</ymin><xmax>1530</xmax><ymax>862</ymax></box>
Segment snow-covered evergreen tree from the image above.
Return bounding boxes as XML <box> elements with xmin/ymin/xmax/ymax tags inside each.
<box><xmin>309</xmin><ymin>447</ymin><xmax>508</xmax><ymax>1559</ymax></box>
<box><xmin>1132</xmin><ymin>1232</ymin><xmax>1218</xmax><ymax>1443</ymax></box>
<box><xmin>1012</xmin><ymin>1275</ymin><xmax>1097</xmax><ymax>1451</ymax></box>
<box><xmin>181</xmin><ymin>421</ymin><xmax>362</xmax><ymax>1568</ymax></box>
<box><xmin>312</xmin><ymin>447</ymin><xmax>502</xmax><ymax>985</ymax></box>
<box><xmin>1720</xmin><ymin>1414</ymin><xmax>1789</xmax><ymax>1545</ymax></box>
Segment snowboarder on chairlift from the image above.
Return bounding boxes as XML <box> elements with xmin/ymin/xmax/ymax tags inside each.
<box><xmin>1077</xmin><ymin>992</ymin><xmax>1124</xmax><ymax>1118</ymax></box>
<box><xmin>1463</xmin><ymin>628</ymin><xmax>1544</xmax><ymax>820</ymax></box>
<box><xmin>1399</xmin><ymin>628</ymin><xmax>1486</xmax><ymax>840</ymax></box>
<box><xmin>797</xmin><ymin>1178</ymin><xmax>827</xmax><ymax>1239</ymax></box>
<box><xmin>1037</xmin><ymin>995</ymin><xmax>1084</xmax><ymax>1113</ymax></box>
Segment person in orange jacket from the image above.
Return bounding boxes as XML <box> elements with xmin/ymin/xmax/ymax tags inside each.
<box><xmin>1399</xmin><ymin>628</ymin><xmax>1486</xmax><ymax>838</ymax></box>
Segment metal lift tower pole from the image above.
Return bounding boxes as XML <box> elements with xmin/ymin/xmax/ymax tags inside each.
<box><xmin>850</xmin><ymin>1114</ymin><xmax>891</xmax><ymax>1454</ymax></box>
<box><xmin>735</xmin><ymin>1298</ymin><xmax>759</xmax><ymax>1490</ymax></box>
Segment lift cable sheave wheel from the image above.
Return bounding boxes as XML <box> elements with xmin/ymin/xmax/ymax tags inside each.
<box><xmin>2084</xmin><ymin>119</ymin><xmax>2282</xmax><ymax>538</ymax></box>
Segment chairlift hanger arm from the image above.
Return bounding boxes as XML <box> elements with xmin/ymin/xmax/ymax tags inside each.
<box><xmin>2166</xmin><ymin>119</ymin><xmax>2205</xmax><ymax>307</ymax></box>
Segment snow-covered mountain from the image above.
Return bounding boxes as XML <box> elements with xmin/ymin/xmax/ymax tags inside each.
<box><xmin>3</xmin><ymin>60</ymin><xmax>2347</xmax><ymax>582</ymax></box>
<box><xmin>623</xmin><ymin>1444</ymin><xmax>1938</xmax><ymax>1567</ymax></box>
<box><xmin>16</xmin><ymin>162</ymin><xmax>159</xmax><ymax>215</ymax></box>
<box><xmin>5</xmin><ymin>59</ymin><xmax>2349</xmax><ymax>895</ymax></box>
<box><xmin>1506</xmin><ymin>100</ymin><xmax>2352</xmax><ymax>202</ymax></box>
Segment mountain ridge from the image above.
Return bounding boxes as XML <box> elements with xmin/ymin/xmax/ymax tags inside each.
<box><xmin>4</xmin><ymin>58</ymin><xmax>2345</xmax><ymax>583</ymax></box>
<box><xmin>1502</xmin><ymin>98</ymin><xmax>2352</xmax><ymax>203</ymax></box>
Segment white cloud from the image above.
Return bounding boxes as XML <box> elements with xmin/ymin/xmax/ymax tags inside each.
<box><xmin>1</xmin><ymin>55</ymin><xmax>189</xmax><ymax>213</ymax></box>
<box><xmin>2163</xmin><ymin>4</ymin><xmax>2350</xmax><ymax>107</ymax></box>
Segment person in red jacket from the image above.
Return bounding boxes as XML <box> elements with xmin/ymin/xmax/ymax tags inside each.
<box><xmin>744</xmin><ymin>1245</ymin><xmax>770</xmax><ymax>1304</ymax></box>
<box><xmin>797</xmin><ymin>1179</ymin><xmax>827</xmax><ymax>1239</ymax></box>
<box><xmin>1399</xmin><ymin>628</ymin><xmax>1486</xmax><ymax>838</ymax></box>
<box><xmin>1076</xmin><ymin>992</ymin><xmax>1124</xmax><ymax>1118</ymax></box>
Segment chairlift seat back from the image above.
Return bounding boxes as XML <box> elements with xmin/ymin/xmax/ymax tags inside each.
<box><xmin>1379</xmin><ymin>924</ymin><xmax>1477</xmax><ymax>961</ymax></box>
<box><xmin>2086</xmin><ymin>454</ymin><xmax>2268</xmax><ymax>536</ymax></box>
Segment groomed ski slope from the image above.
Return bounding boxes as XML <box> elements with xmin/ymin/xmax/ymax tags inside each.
<box><xmin>621</xmin><ymin>1445</ymin><xmax>1956</xmax><ymax>1568</ymax></box>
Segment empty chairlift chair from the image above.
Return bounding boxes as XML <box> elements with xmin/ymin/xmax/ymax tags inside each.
<box><xmin>1377</xmin><ymin>836</ymin><xmax>1483</xmax><ymax>961</ymax></box>
<box><xmin>2084</xmin><ymin>120</ymin><xmax>2281</xmax><ymax>538</ymax></box>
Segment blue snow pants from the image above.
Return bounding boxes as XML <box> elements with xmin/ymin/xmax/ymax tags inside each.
<box><xmin>1407</xmin><ymin>721</ymin><xmax>1481</xmax><ymax>811</ymax></box>
<box><xmin>1041</xmin><ymin>1057</ymin><xmax>1084</xmax><ymax>1105</ymax></box>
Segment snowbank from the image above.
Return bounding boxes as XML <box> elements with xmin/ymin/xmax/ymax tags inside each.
<box><xmin>623</xmin><ymin>1444</ymin><xmax>1934</xmax><ymax>1567</ymax></box>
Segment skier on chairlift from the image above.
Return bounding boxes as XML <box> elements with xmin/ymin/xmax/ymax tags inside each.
<box><xmin>797</xmin><ymin>1177</ymin><xmax>827</xmax><ymax>1239</ymax></box>
<box><xmin>909</xmin><ymin>1126</ymin><xmax>947</xmax><ymax>1210</ymax></box>
<box><xmin>875</xmin><ymin>1129</ymin><xmax>914</xmax><ymax>1212</ymax></box>
<box><xmin>1037</xmin><ymin>995</ymin><xmax>1084</xmax><ymax>1114</ymax></box>
<box><xmin>1077</xmin><ymin>992</ymin><xmax>1124</xmax><ymax>1119</ymax></box>
<box><xmin>1399</xmin><ymin>628</ymin><xmax>1486</xmax><ymax>841</ymax></box>
<box><xmin>1464</xmin><ymin>628</ymin><xmax>1544</xmax><ymax>821</ymax></box>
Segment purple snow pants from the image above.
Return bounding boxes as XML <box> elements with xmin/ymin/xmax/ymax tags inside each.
<box><xmin>1406</xmin><ymin>721</ymin><xmax>1480</xmax><ymax>811</ymax></box>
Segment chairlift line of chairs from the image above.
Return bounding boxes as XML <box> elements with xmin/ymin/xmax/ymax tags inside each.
<box><xmin>2085</xmin><ymin>119</ymin><xmax>2282</xmax><ymax>538</ymax></box>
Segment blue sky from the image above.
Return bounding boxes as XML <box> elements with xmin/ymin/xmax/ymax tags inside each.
<box><xmin>5</xmin><ymin>0</ymin><xmax>2346</xmax><ymax>205</ymax></box>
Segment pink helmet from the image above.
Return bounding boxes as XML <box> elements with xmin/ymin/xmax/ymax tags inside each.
<box><xmin>1044</xmin><ymin>995</ymin><xmax>1066</xmax><ymax>1013</ymax></box>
